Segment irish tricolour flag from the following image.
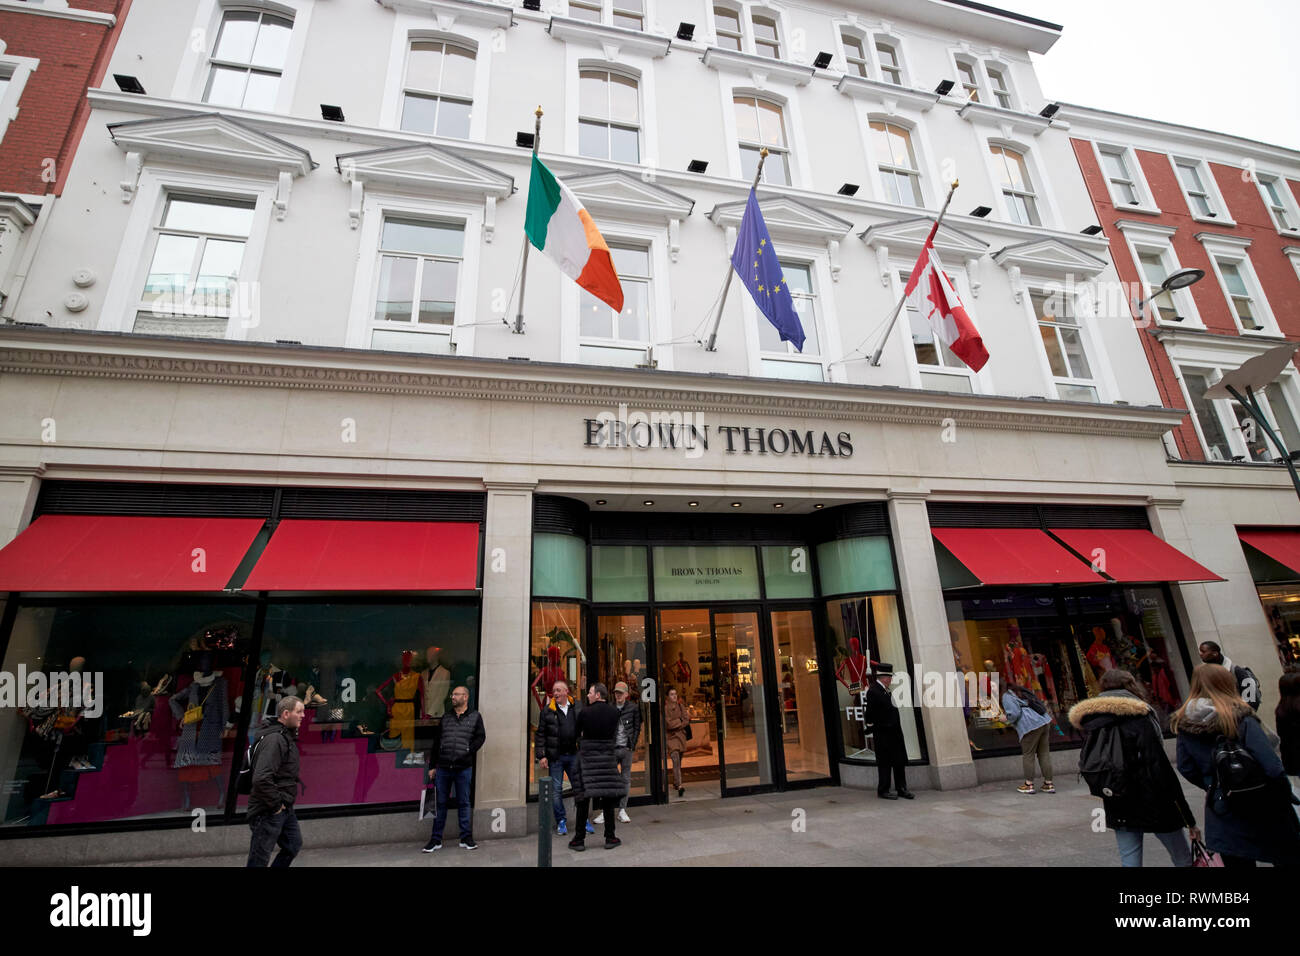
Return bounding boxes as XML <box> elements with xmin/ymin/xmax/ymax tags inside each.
<box><xmin>524</xmin><ymin>155</ymin><xmax>624</xmax><ymax>312</ymax></box>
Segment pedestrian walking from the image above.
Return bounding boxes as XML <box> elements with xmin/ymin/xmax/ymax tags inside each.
<box><xmin>1002</xmin><ymin>681</ymin><xmax>1055</xmax><ymax>794</ymax></box>
<box><xmin>663</xmin><ymin>686</ymin><xmax>689</xmax><ymax>798</ymax></box>
<box><xmin>864</xmin><ymin>663</ymin><xmax>913</xmax><ymax>800</ymax></box>
<box><xmin>1174</xmin><ymin>663</ymin><xmax>1300</xmax><ymax>867</ymax></box>
<box><xmin>1069</xmin><ymin>670</ymin><xmax>1197</xmax><ymax>866</ymax></box>
<box><xmin>568</xmin><ymin>682</ymin><xmax>627</xmax><ymax>851</ymax></box>
<box><xmin>595</xmin><ymin>680</ymin><xmax>641</xmax><ymax>825</ymax></box>
<box><xmin>422</xmin><ymin>685</ymin><xmax>485</xmax><ymax>852</ymax></box>
<box><xmin>534</xmin><ymin>679</ymin><xmax>593</xmax><ymax>836</ymax></box>
<box><xmin>246</xmin><ymin>696</ymin><xmax>304</xmax><ymax>867</ymax></box>
<box><xmin>1277</xmin><ymin>668</ymin><xmax>1300</xmax><ymax>821</ymax></box>
<box><xmin>1199</xmin><ymin>641</ymin><xmax>1261</xmax><ymax>711</ymax></box>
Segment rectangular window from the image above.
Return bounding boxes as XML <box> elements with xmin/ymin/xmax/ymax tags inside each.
<box><xmin>752</xmin><ymin>15</ymin><xmax>780</xmax><ymax>59</ymax></box>
<box><xmin>875</xmin><ymin>41</ymin><xmax>902</xmax><ymax>85</ymax></box>
<box><xmin>902</xmin><ymin>269</ymin><xmax>972</xmax><ymax>393</ymax></box>
<box><xmin>1216</xmin><ymin>259</ymin><xmax>1260</xmax><ymax>331</ymax></box>
<box><xmin>1182</xmin><ymin>369</ymin><xmax>1232</xmax><ymax>460</ymax></box>
<box><xmin>203</xmin><ymin>10</ymin><xmax>293</xmax><ymax>111</ymax></box>
<box><xmin>757</xmin><ymin>261</ymin><xmax>821</xmax><ymax>380</ymax></box>
<box><xmin>612</xmin><ymin>0</ymin><xmax>644</xmax><ymax>29</ymax></box>
<box><xmin>1264</xmin><ymin>382</ymin><xmax>1300</xmax><ymax>454</ymax></box>
<box><xmin>401</xmin><ymin>41</ymin><xmax>474</xmax><ymax>139</ymax></box>
<box><xmin>1138</xmin><ymin>252</ymin><xmax>1179</xmax><ymax>322</ymax></box>
<box><xmin>568</xmin><ymin>0</ymin><xmax>603</xmax><ymax>22</ymax></box>
<box><xmin>578</xmin><ymin>69</ymin><xmax>639</xmax><ymax>163</ymax></box>
<box><xmin>870</xmin><ymin>121</ymin><xmax>922</xmax><ymax>207</ymax></box>
<box><xmin>986</xmin><ymin>65</ymin><xmax>1011</xmax><ymax>109</ymax></box>
<box><xmin>371</xmin><ymin>217</ymin><xmax>464</xmax><ymax>353</ymax></box>
<box><xmin>579</xmin><ymin>243</ymin><xmax>650</xmax><ymax>365</ymax></box>
<box><xmin>1099</xmin><ymin>146</ymin><xmax>1139</xmax><ymax>205</ymax></box>
<box><xmin>734</xmin><ymin>95</ymin><xmax>790</xmax><ymax>186</ymax></box>
<box><xmin>713</xmin><ymin>7</ymin><xmax>742</xmax><ymax>51</ymax></box>
<box><xmin>841</xmin><ymin>33</ymin><xmax>868</xmax><ymax>77</ymax></box>
<box><xmin>1175</xmin><ymin>160</ymin><xmax>1215</xmax><ymax>217</ymax></box>
<box><xmin>1031</xmin><ymin>290</ymin><xmax>1097</xmax><ymax>402</ymax></box>
<box><xmin>990</xmin><ymin>144</ymin><xmax>1040</xmax><ymax>225</ymax></box>
<box><xmin>956</xmin><ymin>59</ymin><xmax>980</xmax><ymax>101</ymax></box>
<box><xmin>1260</xmin><ymin>176</ymin><xmax>1297</xmax><ymax>232</ymax></box>
<box><xmin>134</xmin><ymin>194</ymin><xmax>256</xmax><ymax>338</ymax></box>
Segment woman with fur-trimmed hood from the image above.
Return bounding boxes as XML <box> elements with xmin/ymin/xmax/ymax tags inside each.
<box><xmin>1069</xmin><ymin>670</ymin><xmax>1197</xmax><ymax>867</ymax></box>
<box><xmin>1173</xmin><ymin>663</ymin><xmax>1300</xmax><ymax>867</ymax></box>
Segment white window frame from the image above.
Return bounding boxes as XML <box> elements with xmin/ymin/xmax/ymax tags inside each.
<box><xmin>707</xmin><ymin>1</ymin><xmax>790</xmax><ymax>60</ymax></box>
<box><xmin>344</xmin><ymin>191</ymin><xmax>484</xmax><ymax>356</ymax></box>
<box><xmin>398</xmin><ymin>36</ymin><xmax>477</xmax><ymax>140</ymax></box>
<box><xmin>1255</xmin><ymin>172</ymin><xmax>1300</xmax><ymax>237</ymax></box>
<box><xmin>380</xmin><ymin>24</ymin><xmax>493</xmax><ymax>142</ymax></box>
<box><xmin>952</xmin><ymin>53</ymin><xmax>981</xmax><ymax>102</ymax></box>
<box><xmin>1093</xmin><ymin>142</ymin><xmax>1159</xmax><ymax>214</ymax></box>
<box><xmin>576</xmin><ymin>64</ymin><xmax>642</xmax><ymax>164</ymax></box>
<box><xmin>173</xmin><ymin>0</ymin><xmax>314</xmax><ymax>115</ymax></box>
<box><xmin>831</xmin><ymin>23</ymin><xmax>910</xmax><ymax>87</ymax></box>
<box><xmin>368</xmin><ymin>215</ymin><xmax>465</xmax><ymax>354</ymax></box>
<box><xmin>722</xmin><ymin>86</ymin><xmax>807</xmax><ymax>188</ymax></box>
<box><xmin>1170</xmin><ymin>155</ymin><xmax>1232</xmax><ymax>225</ymax></box>
<box><xmin>871</xmin><ymin>35</ymin><xmax>907</xmax><ymax>87</ymax></box>
<box><xmin>890</xmin><ymin>263</ymin><xmax>986</xmax><ymax>394</ymax></box>
<box><xmin>566</xmin><ymin>52</ymin><xmax>659</xmax><ymax>168</ymax></box>
<box><xmin>710</xmin><ymin>2</ymin><xmax>744</xmax><ymax>51</ymax></box>
<box><xmin>97</xmin><ymin>169</ymin><xmax>277</xmax><ymax>340</ymax></box>
<box><xmin>566</xmin><ymin>0</ymin><xmax>651</xmax><ymax>31</ymax></box>
<box><xmin>836</xmin><ymin>26</ymin><xmax>870</xmax><ymax>78</ymax></box>
<box><xmin>984</xmin><ymin>139</ymin><xmax>1052</xmax><ymax>227</ymax></box>
<box><xmin>560</xmin><ymin>220</ymin><xmax>673</xmax><ymax>370</ymax></box>
<box><xmin>0</xmin><ymin>49</ymin><xmax>37</xmax><ymax>144</ymax></box>
<box><xmin>1116</xmin><ymin>220</ymin><xmax>1204</xmax><ymax>328</ymax></box>
<box><xmin>863</xmin><ymin>113</ymin><xmax>933</xmax><ymax>210</ymax></box>
<box><xmin>1199</xmin><ymin>234</ymin><xmax>1278</xmax><ymax>336</ymax></box>
<box><xmin>1174</xmin><ymin>361</ymin><xmax>1300</xmax><ymax>463</ymax></box>
<box><xmin>1024</xmin><ymin>283</ymin><xmax>1107</xmax><ymax>403</ymax></box>
<box><xmin>983</xmin><ymin>60</ymin><xmax>1014</xmax><ymax>111</ymax></box>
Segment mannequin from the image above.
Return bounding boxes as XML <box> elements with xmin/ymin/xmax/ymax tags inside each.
<box><xmin>1003</xmin><ymin>629</ymin><xmax>1042</xmax><ymax>696</ymax></box>
<box><xmin>421</xmin><ymin>646</ymin><xmax>451</xmax><ymax>719</ymax></box>
<box><xmin>835</xmin><ymin>637</ymin><xmax>871</xmax><ymax>696</ymax></box>
<box><xmin>250</xmin><ymin>652</ymin><xmax>293</xmax><ymax>740</ymax></box>
<box><xmin>672</xmin><ymin>651</ymin><xmax>693</xmax><ymax>686</ymax></box>
<box><xmin>529</xmin><ymin>645</ymin><xmax>566</xmax><ymax>710</ymax></box>
<box><xmin>170</xmin><ymin>652</ymin><xmax>229</xmax><ymax>810</ymax></box>
<box><xmin>1085</xmin><ymin>626</ymin><xmax>1117</xmax><ymax>675</ymax></box>
<box><xmin>376</xmin><ymin>650</ymin><xmax>421</xmax><ymax>763</ymax></box>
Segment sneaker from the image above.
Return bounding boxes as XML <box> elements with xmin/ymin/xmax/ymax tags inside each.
<box><xmin>556</xmin><ymin>821</ymin><xmax>568</xmax><ymax>836</ymax></box>
<box><xmin>567</xmin><ymin>838</ymin><xmax>585</xmax><ymax>852</ymax></box>
<box><xmin>593</xmin><ymin>812</ymin><xmax>604</xmax><ymax>824</ymax></box>
<box><xmin>617</xmin><ymin>809</ymin><xmax>631</xmax><ymax>823</ymax></box>
<box><xmin>459</xmin><ymin>837</ymin><xmax>478</xmax><ymax>850</ymax></box>
<box><xmin>1017</xmin><ymin>783</ymin><xmax>1035</xmax><ymax>795</ymax></box>
<box><xmin>585</xmin><ymin>820</ymin><xmax>595</xmax><ymax>834</ymax></box>
<box><xmin>604</xmin><ymin>837</ymin><xmax>622</xmax><ymax>850</ymax></box>
<box><xmin>422</xmin><ymin>838</ymin><xmax>442</xmax><ymax>853</ymax></box>
<box><xmin>1041</xmin><ymin>782</ymin><xmax>1056</xmax><ymax>794</ymax></box>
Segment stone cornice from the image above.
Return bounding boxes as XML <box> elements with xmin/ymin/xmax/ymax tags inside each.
<box><xmin>0</xmin><ymin>329</ymin><xmax>1186</xmax><ymax>439</ymax></box>
<box><xmin>0</xmin><ymin>1</ymin><xmax>115</xmax><ymax>27</ymax></box>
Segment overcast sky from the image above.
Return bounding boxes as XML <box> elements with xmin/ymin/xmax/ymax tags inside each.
<box><xmin>1011</xmin><ymin>0</ymin><xmax>1300</xmax><ymax>151</ymax></box>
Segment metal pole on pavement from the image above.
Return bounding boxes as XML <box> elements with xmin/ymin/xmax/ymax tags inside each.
<box><xmin>537</xmin><ymin>773</ymin><xmax>553</xmax><ymax>867</ymax></box>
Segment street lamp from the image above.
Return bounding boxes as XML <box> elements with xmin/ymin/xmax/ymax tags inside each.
<box><xmin>1134</xmin><ymin>267</ymin><xmax>1204</xmax><ymax>319</ymax></box>
<box><xmin>1203</xmin><ymin>343</ymin><xmax>1300</xmax><ymax>501</ymax></box>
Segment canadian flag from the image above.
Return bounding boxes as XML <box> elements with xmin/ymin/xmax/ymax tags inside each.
<box><xmin>903</xmin><ymin>239</ymin><xmax>989</xmax><ymax>372</ymax></box>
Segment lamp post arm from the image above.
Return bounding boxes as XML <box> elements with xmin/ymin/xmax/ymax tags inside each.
<box><xmin>1225</xmin><ymin>384</ymin><xmax>1300</xmax><ymax>503</ymax></box>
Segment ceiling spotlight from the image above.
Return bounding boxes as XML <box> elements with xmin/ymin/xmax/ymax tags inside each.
<box><xmin>1081</xmin><ymin>224</ymin><xmax>1104</xmax><ymax>236</ymax></box>
<box><xmin>730</xmin><ymin>501</ymin><xmax>742</xmax><ymax>508</ymax></box>
<box><xmin>1039</xmin><ymin>102</ymin><xmax>1060</xmax><ymax>119</ymax></box>
<box><xmin>813</xmin><ymin>51</ymin><xmax>833</xmax><ymax>70</ymax></box>
<box><xmin>773</xmin><ymin>503</ymin><xmax>784</xmax><ymax>509</ymax></box>
<box><xmin>676</xmin><ymin>22</ymin><xmax>695</xmax><ymax>41</ymax></box>
<box><xmin>688</xmin><ymin>501</ymin><xmax>699</xmax><ymax>507</ymax></box>
<box><xmin>321</xmin><ymin>104</ymin><xmax>345</xmax><ymax>122</ymax></box>
<box><xmin>814</xmin><ymin>503</ymin><xmax>825</xmax><ymax>509</ymax></box>
<box><xmin>935</xmin><ymin>79</ymin><xmax>955</xmax><ymax>96</ymax></box>
<box><xmin>687</xmin><ymin>159</ymin><xmax>708</xmax><ymax>173</ymax></box>
<box><xmin>838</xmin><ymin>183</ymin><xmax>859</xmax><ymax>196</ymax></box>
<box><xmin>970</xmin><ymin>205</ymin><xmax>992</xmax><ymax>218</ymax></box>
<box><xmin>114</xmin><ymin>74</ymin><xmax>146</xmax><ymax>95</ymax></box>
<box><xmin>643</xmin><ymin>500</ymin><xmax>654</xmax><ymax>506</ymax></box>
<box><xmin>516</xmin><ymin>131</ymin><xmax>535</xmax><ymax>149</ymax></box>
<box><xmin>595</xmin><ymin>499</ymin><xmax>607</xmax><ymax>505</ymax></box>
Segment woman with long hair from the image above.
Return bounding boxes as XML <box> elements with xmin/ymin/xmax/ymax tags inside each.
<box><xmin>1174</xmin><ymin>664</ymin><xmax>1300</xmax><ymax>867</ymax></box>
<box><xmin>1277</xmin><ymin>669</ymin><xmax>1300</xmax><ymax>821</ymax></box>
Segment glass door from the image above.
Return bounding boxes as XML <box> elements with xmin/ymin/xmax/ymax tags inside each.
<box><xmin>713</xmin><ymin>609</ymin><xmax>773</xmax><ymax>792</ymax></box>
<box><xmin>594</xmin><ymin>611</ymin><xmax>653</xmax><ymax>802</ymax></box>
<box><xmin>767</xmin><ymin>609</ymin><xmax>831</xmax><ymax>782</ymax></box>
<box><xmin>656</xmin><ymin>608</ymin><xmax>720</xmax><ymax>799</ymax></box>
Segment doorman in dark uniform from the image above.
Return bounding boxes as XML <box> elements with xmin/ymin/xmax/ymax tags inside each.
<box><xmin>864</xmin><ymin>663</ymin><xmax>913</xmax><ymax>800</ymax></box>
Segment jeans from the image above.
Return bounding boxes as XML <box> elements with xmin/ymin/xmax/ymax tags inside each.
<box><xmin>246</xmin><ymin>808</ymin><xmax>302</xmax><ymax>867</ymax></box>
<box><xmin>430</xmin><ymin>766</ymin><xmax>473</xmax><ymax>842</ymax></box>
<box><xmin>1114</xmin><ymin>828</ymin><xmax>1192</xmax><ymax>867</ymax></box>
<box><xmin>575</xmin><ymin>796</ymin><xmax>617</xmax><ymax>842</ymax></box>
<box><xmin>550</xmin><ymin>753</ymin><xmax>578</xmax><ymax>824</ymax></box>
<box><xmin>1019</xmin><ymin>725</ymin><xmax>1053</xmax><ymax>782</ymax></box>
<box><xmin>614</xmin><ymin>747</ymin><xmax>633</xmax><ymax>809</ymax></box>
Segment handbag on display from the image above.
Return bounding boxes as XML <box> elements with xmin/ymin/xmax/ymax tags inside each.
<box><xmin>1191</xmin><ymin>838</ymin><xmax>1223</xmax><ymax>868</ymax></box>
<box><xmin>183</xmin><ymin>686</ymin><xmax>215</xmax><ymax>726</ymax></box>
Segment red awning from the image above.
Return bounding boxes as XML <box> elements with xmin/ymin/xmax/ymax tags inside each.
<box><xmin>1238</xmin><ymin>529</ymin><xmax>1300</xmax><ymax>576</ymax></box>
<box><xmin>242</xmin><ymin>519</ymin><xmax>480</xmax><ymax>591</ymax></box>
<box><xmin>0</xmin><ymin>515</ymin><xmax>264</xmax><ymax>592</ymax></box>
<box><xmin>932</xmin><ymin>527</ymin><xmax>1106</xmax><ymax>585</ymax></box>
<box><xmin>1049</xmin><ymin>528</ymin><xmax>1223</xmax><ymax>583</ymax></box>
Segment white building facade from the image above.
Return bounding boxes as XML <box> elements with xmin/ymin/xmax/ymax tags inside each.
<box><xmin>0</xmin><ymin>0</ymin><xmax>1252</xmax><ymax>859</ymax></box>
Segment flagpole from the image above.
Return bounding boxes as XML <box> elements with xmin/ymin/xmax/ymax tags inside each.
<box><xmin>514</xmin><ymin>106</ymin><xmax>543</xmax><ymax>335</ymax></box>
<box><xmin>703</xmin><ymin>148</ymin><xmax>768</xmax><ymax>352</ymax></box>
<box><xmin>868</xmin><ymin>179</ymin><xmax>959</xmax><ymax>367</ymax></box>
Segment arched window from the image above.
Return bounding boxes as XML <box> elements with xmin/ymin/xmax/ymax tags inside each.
<box><xmin>870</xmin><ymin>121</ymin><xmax>922</xmax><ymax>207</ymax></box>
<box><xmin>734</xmin><ymin>95</ymin><xmax>790</xmax><ymax>185</ymax></box>
<box><xmin>578</xmin><ymin>68</ymin><xmax>640</xmax><ymax>163</ymax></box>
<box><xmin>989</xmin><ymin>144</ymin><xmax>1039</xmax><ymax>225</ymax></box>
<box><xmin>203</xmin><ymin>8</ymin><xmax>294</xmax><ymax>110</ymax></box>
<box><xmin>840</xmin><ymin>29</ymin><xmax>868</xmax><ymax>78</ymax></box>
<box><xmin>401</xmin><ymin>39</ymin><xmax>475</xmax><ymax>139</ymax></box>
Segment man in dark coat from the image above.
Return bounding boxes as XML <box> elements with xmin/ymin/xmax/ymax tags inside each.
<box><xmin>422</xmin><ymin>685</ymin><xmax>486</xmax><ymax>852</ymax></box>
<box><xmin>864</xmin><ymin>663</ymin><xmax>912</xmax><ymax>800</ymax></box>
<box><xmin>534</xmin><ymin>679</ymin><xmax>585</xmax><ymax>836</ymax></box>
<box><xmin>568</xmin><ymin>682</ymin><xmax>627</xmax><ymax>851</ymax></box>
<box><xmin>1199</xmin><ymin>642</ymin><xmax>1261</xmax><ymax>711</ymax></box>
<box><xmin>247</xmin><ymin>696</ymin><xmax>304</xmax><ymax>867</ymax></box>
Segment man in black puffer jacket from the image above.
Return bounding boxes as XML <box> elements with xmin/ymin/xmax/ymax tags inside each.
<box><xmin>568</xmin><ymin>683</ymin><xmax>627</xmax><ymax>851</ymax></box>
<box><xmin>422</xmin><ymin>686</ymin><xmax>486</xmax><ymax>852</ymax></box>
<box><xmin>247</xmin><ymin>696</ymin><xmax>304</xmax><ymax>867</ymax></box>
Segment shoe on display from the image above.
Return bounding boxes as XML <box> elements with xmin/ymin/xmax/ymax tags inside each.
<box><xmin>593</xmin><ymin>812</ymin><xmax>604</xmax><ymax>824</ymax></box>
<box><xmin>567</xmin><ymin>838</ymin><xmax>585</xmax><ymax>852</ymax></box>
<box><xmin>585</xmin><ymin>820</ymin><xmax>595</xmax><ymax>834</ymax></box>
<box><xmin>617</xmin><ymin>809</ymin><xmax>631</xmax><ymax>823</ymax></box>
<box><xmin>604</xmin><ymin>837</ymin><xmax>622</xmax><ymax>850</ymax></box>
<box><xmin>422</xmin><ymin>838</ymin><xmax>441</xmax><ymax>853</ymax></box>
<box><xmin>459</xmin><ymin>837</ymin><xmax>478</xmax><ymax>850</ymax></box>
<box><xmin>897</xmin><ymin>790</ymin><xmax>915</xmax><ymax>800</ymax></box>
<box><xmin>556</xmin><ymin>821</ymin><xmax>568</xmax><ymax>836</ymax></box>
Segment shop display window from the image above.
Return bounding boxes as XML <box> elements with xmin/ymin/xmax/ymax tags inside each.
<box><xmin>1255</xmin><ymin>585</ymin><xmax>1300</xmax><ymax>668</ymax></box>
<box><xmin>527</xmin><ymin>601</ymin><xmax>587</xmax><ymax>795</ymax></box>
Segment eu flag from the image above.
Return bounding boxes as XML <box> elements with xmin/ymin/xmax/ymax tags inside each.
<box><xmin>730</xmin><ymin>189</ymin><xmax>805</xmax><ymax>352</ymax></box>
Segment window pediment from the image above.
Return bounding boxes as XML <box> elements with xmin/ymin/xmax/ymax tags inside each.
<box><xmin>336</xmin><ymin>142</ymin><xmax>513</xmax><ymax>197</ymax></box>
<box><xmin>562</xmin><ymin>170</ymin><xmax>694</xmax><ymax>224</ymax></box>
<box><xmin>378</xmin><ymin>0</ymin><xmax>514</xmax><ymax>30</ymax></box>
<box><xmin>108</xmin><ymin>113</ymin><xmax>315</xmax><ymax>178</ymax></box>
<box><xmin>548</xmin><ymin>16</ymin><xmax>671</xmax><ymax>58</ymax></box>
<box><xmin>708</xmin><ymin>194</ymin><xmax>852</xmax><ymax>242</ymax></box>
<box><xmin>992</xmin><ymin>237</ymin><xmax>1109</xmax><ymax>280</ymax></box>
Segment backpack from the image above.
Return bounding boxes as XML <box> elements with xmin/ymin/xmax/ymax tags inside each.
<box><xmin>1079</xmin><ymin>723</ymin><xmax>1129</xmax><ymax>799</ymax></box>
<box><xmin>1212</xmin><ymin>727</ymin><xmax>1270</xmax><ymax>812</ymax></box>
<box><xmin>236</xmin><ymin>731</ymin><xmax>271</xmax><ymax>795</ymax></box>
<box><xmin>1022</xmin><ymin>691</ymin><xmax>1047</xmax><ymax>716</ymax></box>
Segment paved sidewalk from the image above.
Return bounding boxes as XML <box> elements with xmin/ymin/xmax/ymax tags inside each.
<box><xmin>105</xmin><ymin>777</ymin><xmax>1202</xmax><ymax>867</ymax></box>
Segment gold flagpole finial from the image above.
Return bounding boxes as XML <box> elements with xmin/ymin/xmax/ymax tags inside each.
<box><xmin>535</xmin><ymin>105</ymin><xmax>543</xmax><ymax>118</ymax></box>
<box><xmin>951</xmin><ymin>178</ymin><xmax>959</xmax><ymax>190</ymax></box>
<box><xmin>760</xmin><ymin>147</ymin><xmax>769</xmax><ymax>158</ymax></box>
